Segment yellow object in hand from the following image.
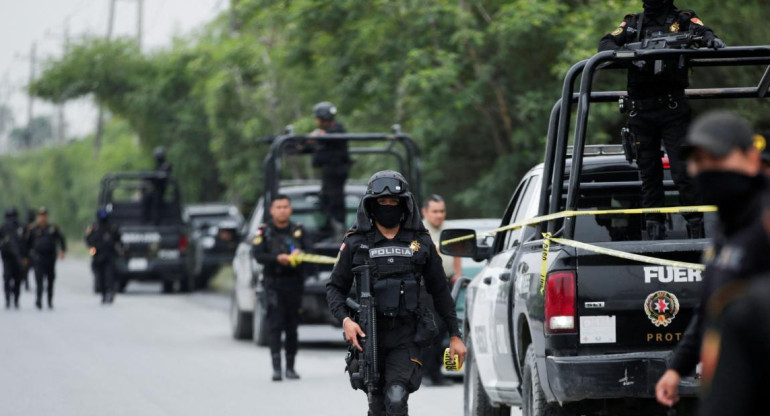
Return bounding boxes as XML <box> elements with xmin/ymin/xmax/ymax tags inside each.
<box><xmin>443</xmin><ymin>348</ymin><xmax>464</xmax><ymax>372</ymax></box>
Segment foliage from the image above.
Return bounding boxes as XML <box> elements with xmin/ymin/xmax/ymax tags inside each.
<box><xmin>19</xmin><ymin>0</ymin><xmax>770</xmax><ymax>224</ymax></box>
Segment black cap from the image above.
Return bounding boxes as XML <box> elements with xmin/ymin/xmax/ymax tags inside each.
<box><xmin>313</xmin><ymin>101</ymin><xmax>337</xmax><ymax>121</ymax></box>
<box><xmin>38</xmin><ymin>206</ymin><xmax>48</xmax><ymax>215</ymax></box>
<box><xmin>683</xmin><ymin>111</ymin><xmax>755</xmax><ymax>158</ymax></box>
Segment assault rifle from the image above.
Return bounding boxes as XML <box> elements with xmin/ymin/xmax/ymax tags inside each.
<box><xmin>345</xmin><ymin>263</ymin><xmax>380</xmax><ymax>401</ymax></box>
<box><xmin>624</xmin><ymin>32</ymin><xmax>704</xmax><ymax>74</ymax></box>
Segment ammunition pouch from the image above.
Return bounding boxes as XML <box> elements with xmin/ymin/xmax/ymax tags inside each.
<box><xmin>345</xmin><ymin>346</ymin><xmax>366</xmax><ymax>391</ymax></box>
<box><xmin>373</xmin><ymin>277</ymin><xmax>419</xmax><ymax>318</ymax></box>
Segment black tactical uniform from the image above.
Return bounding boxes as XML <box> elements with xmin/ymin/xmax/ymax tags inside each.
<box><xmin>21</xmin><ymin>208</ymin><xmax>35</xmax><ymax>291</ymax></box>
<box><xmin>666</xmin><ymin>112</ymin><xmax>770</xmax><ymax>391</ymax></box>
<box><xmin>144</xmin><ymin>146</ymin><xmax>173</xmax><ymax>224</ymax></box>
<box><xmin>313</xmin><ymin>102</ymin><xmax>350</xmax><ymax>232</ymax></box>
<box><xmin>85</xmin><ymin>209</ymin><xmax>122</xmax><ymax>304</ymax></box>
<box><xmin>599</xmin><ymin>0</ymin><xmax>723</xmax><ymax>239</ymax></box>
<box><xmin>1</xmin><ymin>208</ymin><xmax>26</xmax><ymax>309</ymax></box>
<box><xmin>26</xmin><ymin>210</ymin><xmax>67</xmax><ymax>309</ymax></box>
<box><xmin>697</xmin><ymin>277</ymin><xmax>770</xmax><ymax>416</ymax></box>
<box><xmin>252</xmin><ymin>220</ymin><xmax>308</xmax><ymax>380</ymax></box>
<box><xmin>326</xmin><ymin>171</ymin><xmax>460</xmax><ymax>416</ymax></box>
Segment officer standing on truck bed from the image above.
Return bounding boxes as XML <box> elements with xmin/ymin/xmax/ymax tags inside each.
<box><xmin>252</xmin><ymin>194</ymin><xmax>308</xmax><ymax>382</ymax></box>
<box><xmin>310</xmin><ymin>101</ymin><xmax>350</xmax><ymax>238</ymax></box>
<box><xmin>85</xmin><ymin>208</ymin><xmax>122</xmax><ymax>304</ymax></box>
<box><xmin>326</xmin><ymin>171</ymin><xmax>466</xmax><ymax>416</ymax></box>
<box><xmin>655</xmin><ymin>111</ymin><xmax>770</xmax><ymax>408</ymax></box>
<box><xmin>1</xmin><ymin>208</ymin><xmax>26</xmax><ymax>309</ymax></box>
<box><xmin>26</xmin><ymin>207</ymin><xmax>66</xmax><ymax>310</ymax></box>
<box><xmin>599</xmin><ymin>0</ymin><xmax>725</xmax><ymax>240</ymax></box>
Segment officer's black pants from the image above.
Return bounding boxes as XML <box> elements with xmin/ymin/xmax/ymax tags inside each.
<box><xmin>320</xmin><ymin>164</ymin><xmax>349</xmax><ymax>225</ymax></box>
<box><xmin>368</xmin><ymin>317</ymin><xmax>423</xmax><ymax>416</ymax></box>
<box><xmin>34</xmin><ymin>258</ymin><xmax>56</xmax><ymax>305</ymax></box>
<box><xmin>266</xmin><ymin>286</ymin><xmax>303</xmax><ymax>356</ymax></box>
<box><xmin>628</xmin><ymin>100</ymin><xmax>702</xmax><ymax>223</ymax></box>
<box><xmin>93</xmin><ymin>259</ymin><xmax>115</xmax><ymax>302</ymax></box>
<box><xmin>2</xmin><ymin>256</ymin><xmax>22</xmax><ymax>305</ymax></box>
<box><xmin>419</xmin><ymin>289</ymin><xmax>448</xmax><ymax>381</ymax></box>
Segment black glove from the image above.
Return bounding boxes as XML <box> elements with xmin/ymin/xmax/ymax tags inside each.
<box><xmin>706</xmin><ymin>37</ymin><xmax>726</xmax><ymax>50</ymax></box>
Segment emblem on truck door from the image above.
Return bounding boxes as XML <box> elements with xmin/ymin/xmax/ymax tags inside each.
<box><xmin>644</xmin><ymin>291</ymin><xmax>680</xmax><ymax>327</ymax></box>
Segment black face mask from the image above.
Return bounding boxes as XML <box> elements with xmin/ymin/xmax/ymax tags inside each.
<box><xmin>643</xmin><ymin>0</ymin><xmax>669</xmax><ymax>16</ymax></box>
<box><xmin>694</xmin><ymin>171</ymin><xmax>762</xmax><ymax>213</ymax></box>
<box><xmin>371</xmin><ymin>203</ymin><xmax>404</xmax><ymax>228</ymax></box>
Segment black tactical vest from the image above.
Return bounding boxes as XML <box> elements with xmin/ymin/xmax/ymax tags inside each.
<box><xmin>260</xmin><ymin>222</ymin><xmax>305</xmax><ymax>282</ymax></box>
<box><xmin>352</xmin><ymin>231</ymin><xmax>428</xmax><ymax>318</ymax></box>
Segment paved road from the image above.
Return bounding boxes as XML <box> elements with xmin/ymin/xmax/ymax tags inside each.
<box><xmin>0</xmin><ymin>258</ymin><xmax>469</xmax><ymax>416</ymax></box>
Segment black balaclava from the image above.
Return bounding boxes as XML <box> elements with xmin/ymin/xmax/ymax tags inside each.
<box><xmin>643</xmin><ymin>0</ymin><xmax>672</xmax><ymax>18</ymax></box>
<box><xmin>694</xmin><ymin>171</ymin><xmax>765</xmax><ymax>230</ymax></box>
<box><xmin>370</xmin><ymin>201</ymin><xmax>404</xmax><ymax>228</ymax></box>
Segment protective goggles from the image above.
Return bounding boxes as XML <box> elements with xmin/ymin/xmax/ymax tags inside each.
<box><xmin>368</xmin><ymin>177</ymin><xmax>406</xmax><ymax>195</ymax></box>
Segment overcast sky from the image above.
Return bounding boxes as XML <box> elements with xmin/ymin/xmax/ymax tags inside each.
<box><xmin>0</xmin><ymin>0</ymin><xmax>227</xmax><ymax>146</ymax></box>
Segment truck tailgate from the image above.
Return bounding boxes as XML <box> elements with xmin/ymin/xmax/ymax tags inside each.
<box><xmin>574</xmin><ymin>240</ymin><xmax>708</xmax><ymax>351</ymax></box>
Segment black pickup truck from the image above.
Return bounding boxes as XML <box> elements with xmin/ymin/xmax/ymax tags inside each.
<box><xmin>443</xmin><ymin>46</ymin><xmax>770</xmax><ymax>416</ymax></box>
<box><xmin>98</xmin><ymin>172</ymin><xmax>191</xmax><ymax>293</ymax></box>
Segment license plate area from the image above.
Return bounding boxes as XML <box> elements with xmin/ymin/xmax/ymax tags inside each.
<box><xmin>127</xmin><ymin>258</ymin><xmax>149</xmax><ymax>271</ymax></box>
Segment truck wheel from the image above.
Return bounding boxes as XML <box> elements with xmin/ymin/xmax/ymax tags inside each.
<box><xmin>162</xmin><ymin>281</ymin><xmax>174</xmax><ymax>294</ymax></box>
<box><xmin>464</xmin><ymin>338</ymin><xmax>510</xmax><ymax>416</ymax></box>
<box><xmin>179</xmin><ymin>273</ymin><xmax>196</xmax><ymax>293</ymax></box>
<box><xmin>230</xmin><ymin>294</ymin><xmax>253</xmax><ymax>340</ymax></box>
<box><xmin>252</xmin><ymin>293</ymin><xmax>268</xmax><ymax>346</ymax></box>
<box><xmin>522</xmin><ymin>344</ymin><xmax>573</xmax><ymax>416</ymax></box>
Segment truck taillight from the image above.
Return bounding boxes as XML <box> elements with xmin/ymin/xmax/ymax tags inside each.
<box><xmin>545</xmin><ymin>271</ymin><xmax>576</xmax><ymax>334</ymax></box>
<box><xmin>179</xmin><ymin>235</ymin><xmax>188</xmax><ymax>252</ymax></box>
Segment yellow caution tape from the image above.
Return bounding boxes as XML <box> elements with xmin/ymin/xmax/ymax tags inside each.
<box><xmin>441</xmin><ymin>205</ymin><xmax>717</xmax><ymax>246</ymax></box>
<box><xmin>443</xmin><ymin>348</ymin><xmax>464</xmax><ymax>372</ymax></box>
<box><xmin>288</xmin><ymin>252</ymin><xmax>338</xmax><ymax>267</ymax></box>
<box><xmin>540</xmin><ymin>232</ymin><xmax>551</xmax><ymax>295</ymax></box>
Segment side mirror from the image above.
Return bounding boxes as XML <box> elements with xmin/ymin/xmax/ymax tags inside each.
<box><xmin>440</xmin><ymin>229</ymin><xmax>478</xmax><ymax>258</ymax></box>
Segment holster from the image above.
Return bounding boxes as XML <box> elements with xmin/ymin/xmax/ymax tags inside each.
<box><xmin>621</xmin><ymin>127</ymin><xmax>638</xmax><ymax>164</ymax></box>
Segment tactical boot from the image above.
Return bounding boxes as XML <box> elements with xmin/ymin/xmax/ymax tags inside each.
<box><xmin>271</xmin><ymin>353</ymin><xmax>282</xmax><ymax>381</ymax></box>
<box><xmin>285</xmin><ymin>354</ymin><xmax>300</xmax><ymax>380</ymax></box>
<box><xmin>646</xmin><ymin>220</ymin><xmax>666</xmax><ymax>240</ymax></box>
<box><xmin>686</xmin><ymin>218</ymin><xmax>705</xmax><ymax>239</ymax></box>
<box><xmin>35</xmin><ymin>299</ymin><xmax>42</xmax><ymax>310</ymax></box>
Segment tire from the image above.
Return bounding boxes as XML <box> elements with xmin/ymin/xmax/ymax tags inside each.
<box><xmin>252</xmin><ymin>292</ymin><xmax>268</xmax><ymax>346</ymax></box>
<box><xmin>230</xmin><ymin>294</ymin><xmax>253</xmax><ymax>340</ymax></box>
<box><xmin>464</xmin><ymin>338</ymin><xmax>511</xmax><ymax>416</ymax></box>
<box><xmin>522</xmin><ymin>344</ymin><xmax>573</xmax><ymax>416</ymax></box>
<box><xmin>179</xmin><ymin>273</ymin><xmax>196</xmax><ymax>293</ymax></box>
<box><xmin>162</xmin><ymin>280</ymin><xmax>174</xmax><ymax>294</ymax></box>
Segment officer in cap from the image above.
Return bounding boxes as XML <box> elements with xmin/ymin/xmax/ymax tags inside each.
<box><xmin>252</xmin><ymin>194</ymin><xmax>309</xmax><ymax>381</ymax></box>
<box><xmin>599</xmin><ymin>0</ymin><xmax>724</xmax><ymax>240</ymax></box>
<box><xmin>25</xmin><ymin>207</ymin><xmax>67</xmax><ymax>309</ymax></box>
<box><xmin>326</xmin><ymin>171</ymin><xmax>466</xmax><ymax>416</ymax></box>
<box><xmin>85</xmin><ymin>208</ymin><xmax>122</xmax><ymax>304</ymax></box>
<box><xmin>655</xmin><ymin>111</ymin><xmax>770</xmax><ymax>408</ymax></box>
<box><xmin>0</xmin><ymin>207</ymin><xmax>26</xmax><ymax>309</ymax></box>
<box><xmin>310</xmin><ymin>102</ymin><xmax>350</xmax><ymax>238</ymax></box>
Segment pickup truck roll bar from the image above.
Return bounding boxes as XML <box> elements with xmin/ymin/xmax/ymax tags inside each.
<box><xmin>540</xmin><ymin>46</ymin><xmax>770</xmax><ymax>238</ymax></box>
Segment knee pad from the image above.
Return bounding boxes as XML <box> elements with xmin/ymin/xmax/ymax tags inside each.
<box><xmin>385</xmin><ymin>384</ymin><xmax>409</xmax><ymax>416</ymax></box>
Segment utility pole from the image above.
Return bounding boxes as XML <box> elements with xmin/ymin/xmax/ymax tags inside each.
<box><xmin>25</xmin><ymin>42</ymin><xmax>37</xmax><ymax>149</ymax></box>
<box><xmin>95</xmin><ymin>0</ymin><xmax>116</xmax><ymax>157</ymax></box>
<box><xmin>229</xmin><ymin>0</ymin><xmax>240</xmax><ymax>33</ymax></box>
<box><xmin>47</xmin><ymin>18</ymin><xmax>70</xmax><ymax>145</ymax></box>
<box><xmin>137</xmin><ymin>0</ymin><xmax>143</xmax><ymax>50</ymax></box>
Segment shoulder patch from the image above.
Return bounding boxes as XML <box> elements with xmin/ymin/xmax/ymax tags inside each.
<box><xmin>611</xmin><ymin>28</ymin><xmax>624</xmax><ymax>36</ymax></box>
<box><xmin>339</xmin><ymin>242</ymin><xmax>346</xmax><ymax>252</ymax></box>
<box><xmin>252</xmin><ymin>236</ymin><xmax>263</xmax><ymax>245</ymax></box>
<box><xmin>690</xmin><ymin>17</ymin><xmax>704</xmax><ymax>26</ymax></box>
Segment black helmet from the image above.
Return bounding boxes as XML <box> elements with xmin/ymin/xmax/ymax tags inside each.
<box><xmin>365</xmin><ymin>170</ymin><xmax>410</xmax><ymax>198</ymax></box>
<box><xmin>313</xmin><ymin>101</ymin><xmax>338</xmax><ymax>121</ymax></box>
<box><xmin>4</xmin><ymin>207</ymin><xmax>17</xmax><ymax>219</ymax></box>
<box><xmin>153</xmin><ymin>146</ymin><xmax>166</xmax><ymax>162</ymax></box>
<box><xmin>97</xmin><ymin>207</ymin><xmax>110</xmax><ymax>220</ymax></box>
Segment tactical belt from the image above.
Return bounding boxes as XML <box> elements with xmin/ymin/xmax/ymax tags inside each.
<box><xmin>620</xmin><ymin>91</ymin><xmax>686</xmax><ymax>113</ymax></box>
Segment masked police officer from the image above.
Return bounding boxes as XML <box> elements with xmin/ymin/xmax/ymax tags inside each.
<box><xmin>310</xmin><ymin>101</ymin><xmax>350</xmax><ymax>238</ymax></box>
<box><xmin>85</xmin><ymin>208</ymin><xmax>122</xmax><ymax>304</ymax></box>
<box><xmin>599</xmin><ymin>0</ymin><xmax>725</xmax><ymax>240</ymax></box>
<box><xmin>252</xmin><ymin>194</ymin><xmax>308</xmax><ymax>381</ymax></box>
<box><xmin>21</xmin><ymin>208</ymin><xmax>35</xmax><ymax>291</ymax></box>
<box><xmin>326</xmin><ymin>171</ymin><xmax>466</xmax><ymax>416</ymax></box>
<box><xmin>1</xmin><ymin>208</ymin><xmax>26</xmax><ymax>309</ymax></box>
<box><xmin>26</xmin><ymin>207</ymin><xmax>67</xmax><ymax>310</ymax></box>
<box><xmin>143</xmin><ymin>146</ymin><xmax>173</xmax><ymax>224</ymax></box>
<box><xmin>655</xmin><ymin>111</ymin><xmax>770</xmax><ymax>409</ymax></box>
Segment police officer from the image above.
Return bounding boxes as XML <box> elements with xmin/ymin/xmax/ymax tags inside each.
<box><xmin>21</xmin><ymin>208</ymin><xmax>36</xmax><ymax>291</ymax></box>
<box><xmin>326</xmin><ymin>171</ymin><xmax>466</xmax><ymax>416</ymax></box>
<box><xmin>599</xmin><ymin>0</ymin><xmax>725</xmax><ymax>240</ymax></box>
<box><xmin>310</xmin><ymin>101</ymin><xmax>350</xmax><ymax>237</ymax></box>
<box><xmin>26</xmin><ymin>207</ymin><xmax>67</xmax><ymax>310</ymax></box>
<box><xmin>655</xmin><ymin>111</ymin><xmax>770</xmax><ymax>408</ymax></box>
<box><xmin>85</xmin><ymin>208</ymin><xmax>122</xmax><ymax>304</ymax></box>
<box><xmin>251</xmin><ymin>194</ymin><xmax>308</xmax><ymax>381</ymax></box>
<box><xmin>1</xmin><ymin>208</ymin><xmax>26</xmax><ymax>309</ymax></box>
<box><xmin>145</xmin><ymin>146</ymin><xmax>173</xmax><ymax>224</ymax></box>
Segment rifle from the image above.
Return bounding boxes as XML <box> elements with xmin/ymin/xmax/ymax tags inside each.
<box><xmin>345</xmin><ymin>263</ymin><xmax>380</xmax><ymax>400</ymax></box>
<box><xmin>624</xmin><ymin>32</ymin><xmax>704</xmax><ymax>74</ymax></box>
